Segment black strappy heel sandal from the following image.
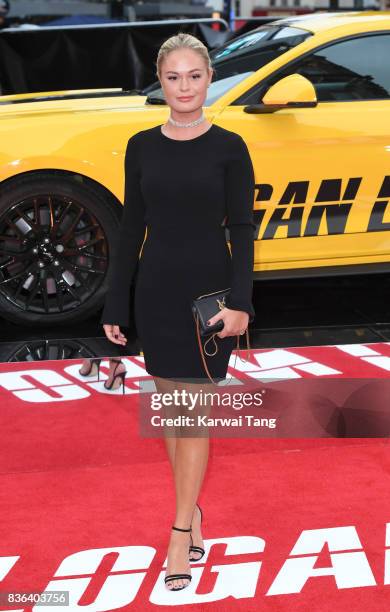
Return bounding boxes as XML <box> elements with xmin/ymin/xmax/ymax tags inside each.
<box><xmin>79</xmin><ymin>358</ymin><xmax>102</xmax><ymax>379</ymax></box>
<box><xmin>189</xmin><ymin>504</ymin><xmax>205</xmax><ymax>562</ymax></box>
<box><xmin>164</xmin><ymin>525</ymin><xmax>192</xmax><ymax>591</ymax></box>
<box><xmin>104</xmin><ymin>359</ymin><xmax>126</xmax><ymax>394</ymax></box>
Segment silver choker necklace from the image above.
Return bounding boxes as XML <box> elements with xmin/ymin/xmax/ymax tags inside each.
<box><xmin>168</xmin><ymin>111</ymin><xmax>205</xmax><ymax>128</ymax></box>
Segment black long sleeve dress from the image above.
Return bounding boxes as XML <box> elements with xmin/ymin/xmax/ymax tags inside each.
<box><xmin>100</xmin><ymin>123</ymin><xmax>256</xmax><ymax>383</ymax></box>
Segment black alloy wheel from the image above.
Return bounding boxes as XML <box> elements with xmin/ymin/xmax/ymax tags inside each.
<box><xmin>0</xmin><ymin>173</ymin><xmax>121</xmax><ymax>326</ymax></box>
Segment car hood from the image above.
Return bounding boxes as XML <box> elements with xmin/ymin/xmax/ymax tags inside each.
<box><xmin>0</xmin><ymin>88</ymin><xmax>155</xmax><ymax>115</ymax></box>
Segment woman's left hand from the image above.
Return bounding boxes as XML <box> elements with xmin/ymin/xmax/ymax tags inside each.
<box><xmin>207</xmin><ymin>308</ymin><xmax>249</xmax><ymax>339</ymax></box>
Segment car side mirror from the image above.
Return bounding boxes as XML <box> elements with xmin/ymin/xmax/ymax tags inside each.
<box><xmin>244</xmin><ymin>73</ymin><xmax>318</xmax><ymax>114</ymax></box>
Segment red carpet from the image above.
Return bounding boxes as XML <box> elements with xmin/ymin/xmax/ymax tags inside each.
<box><xmin>1</xmin><ymin>343</ymin><xmax>390</xmax><ymax>611</ymax></box>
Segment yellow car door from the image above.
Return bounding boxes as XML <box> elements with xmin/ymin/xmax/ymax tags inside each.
<box><xmin>217</xmin><ymin>30</ymin><xmax>390</xmax><ymax>275</ymax></box>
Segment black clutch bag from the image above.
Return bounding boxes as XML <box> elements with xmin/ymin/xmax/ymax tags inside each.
<box><xmin>191</xmin><ymin>287</ymin><xmax>251</xmax><ymax>385</ymax></box>
<box><xmin>191</xmin><ymin>288</ymin><xmax>230</xmax><ymax>337</ymax></box>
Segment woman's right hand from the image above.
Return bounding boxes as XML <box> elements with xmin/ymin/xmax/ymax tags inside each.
<box><xmin>103</xmin><ymin>324</ymin><xmax>127</xmax><ymax>346</ymax></box>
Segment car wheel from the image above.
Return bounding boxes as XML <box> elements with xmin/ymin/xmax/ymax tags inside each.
<box><xmin>0</xmin><ymin>173</ymin><xmax>120</xmax><ymax>327</ymax></box>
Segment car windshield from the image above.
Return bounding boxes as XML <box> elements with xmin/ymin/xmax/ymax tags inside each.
<box><xmin>145</xmin><ymin>24</ymin><xmax>312</xmax><ymax>105</ymax></box>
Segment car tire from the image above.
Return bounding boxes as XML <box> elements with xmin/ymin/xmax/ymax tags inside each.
<box><xmin>0</xmin><ymin>172</ymin><xmax>121</xmax><ymax>327</ymax></box>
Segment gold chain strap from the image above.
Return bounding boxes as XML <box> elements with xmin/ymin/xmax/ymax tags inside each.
<box><xmin>193</xmin><ymin>310</ymin><xmax>251</xmax><ymax>385</ymax></box>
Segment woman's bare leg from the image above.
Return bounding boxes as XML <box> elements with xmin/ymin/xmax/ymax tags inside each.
<box><xmin>153</xmin><ymin>376</ymin><xmax>177</xmax><ymax>471</ymax></box>
<box><xmin>153</xmin><ymin>376</ymin><xmax>212</xmax><ymax>589</ymax></box>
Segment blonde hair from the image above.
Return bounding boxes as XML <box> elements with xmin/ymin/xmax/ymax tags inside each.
<box><xmin>156</xmin><ymin>32</ymin><xmax>212</xmax><ymax>79</ymax></box>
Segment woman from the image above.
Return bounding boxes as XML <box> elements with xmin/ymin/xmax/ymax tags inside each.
<box><xmin>100</xmin><ymin>32</ymin><xmax>255</xmax><ymax>591</ymax></box>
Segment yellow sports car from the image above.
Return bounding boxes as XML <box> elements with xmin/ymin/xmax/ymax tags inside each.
<box><xmin>0</xmin><ymin>11</ymin><xmax>389</xmax><ymax>325</ymax></box>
